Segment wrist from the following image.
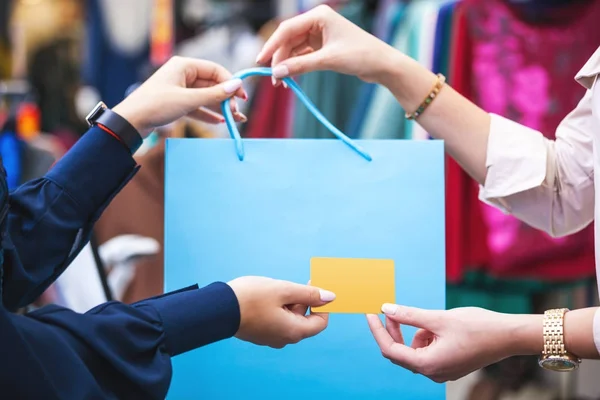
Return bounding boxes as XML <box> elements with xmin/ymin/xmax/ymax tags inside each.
<box><xmin>112</xmin><ymin>103</ymin><xmax>152</xmax><ymax>138</ymax></box>
<box><xmin>503</xmin><ymin>313</ymin><xmax>544</xmax><ymax>357</ymax></box>
<box><xmin>226</xmin><ymin>279</ymin><xmax>253</xmax><ymax>337</ymax></box>
<box><xmin>376</xmin><ymin>51</ymin><xmax>438</xmax><ymax>113</ymax></box>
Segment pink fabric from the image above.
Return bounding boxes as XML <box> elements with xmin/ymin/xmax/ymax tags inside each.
<box><xmin>462</xmin><ymin>0</ymin><xmax>600</xmax><ymax>280</ymax></box>
<box><xmin>245</xmin><ymin>77</ymin><xmax>293</xmax><ymax>139</ymax></box>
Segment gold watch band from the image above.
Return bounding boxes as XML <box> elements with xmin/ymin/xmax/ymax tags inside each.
<box><xmin>539</xmin><ymin>308</ymin><xmax>581</xmax><ymax>371</ymax></box>
<box><xmin>542</xmin><ymin>308</ymin><xmax>569</xmax><ymax>356</ymax></box>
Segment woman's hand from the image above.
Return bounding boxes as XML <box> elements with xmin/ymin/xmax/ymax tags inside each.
<box><xmin>227</xmin><ymin>276</ymin><xmax>336</xmax><ymax>348</ymax></box>
<box><xmin>366</xmin><ymin>305</ymin><xmax>543</xmax><ymax>382</ymax></box>
<box><xmin>256</xmin><ymin>4</ymin><xmax>397</xmax><ymax>84</ymax></box>
<box><xmin>113</xmin><ymin>56</ymin><xmax>248</xmax><ymax>137</ymax></box>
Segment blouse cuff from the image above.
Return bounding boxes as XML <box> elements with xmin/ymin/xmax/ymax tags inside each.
<box><xmin>478</xmin><ymin>113</ymin><xmax>551</xmax><ymax>210</ymax></box>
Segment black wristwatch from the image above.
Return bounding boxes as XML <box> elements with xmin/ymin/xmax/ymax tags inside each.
<box><xmin>86</xmin><ymin>101</ymin><xmax>143</xmax><ymax>154</ymax></box>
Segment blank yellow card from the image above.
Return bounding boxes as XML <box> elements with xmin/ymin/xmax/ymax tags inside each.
<box><xmin>310</xmin><ymin>257</ymin><xmax>395</xmax><ymax>314</ymax></box>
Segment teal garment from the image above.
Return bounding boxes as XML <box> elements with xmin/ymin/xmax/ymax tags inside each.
<box><xmin>447</xmin><ymin>271</ymin><xmax>592</xmax><ymax>313</ymax></box>
<box><xmin>292</xmin><ymin>2</ymin><xmax>373</xmax><ymax>139</ymax></box>
<box><xmin>360</xmin><ymin>1</ymin><xmax>443</xmax><ymax>140</ymax></box>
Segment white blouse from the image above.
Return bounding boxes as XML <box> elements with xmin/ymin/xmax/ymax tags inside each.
<box><xmin>479</xmin><ymin>46</ymin><xmax>600</xmax><ymax>353</ymax></box>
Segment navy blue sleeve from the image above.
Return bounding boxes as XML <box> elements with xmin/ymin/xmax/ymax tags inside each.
<box><xmin>0</xmin><ymin>282</ymin><xmax>240</xmax><ymax>400</ymax></box>
<box><xmin>2</xmin><ymin>126</ymin><xmax>138</xmax><ymax>311</ymax></box>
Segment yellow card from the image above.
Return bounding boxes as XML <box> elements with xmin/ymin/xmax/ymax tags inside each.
<box><xmin>310</xmin><ymin>257</ymin><xmax>395</xmax><ymax>314</ymax></box>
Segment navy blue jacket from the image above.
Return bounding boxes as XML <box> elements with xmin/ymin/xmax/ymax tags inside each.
<box><xmin>0</xmin><ymin>127</ymin><xmax>241</xmax><ymax>399</ymax></box>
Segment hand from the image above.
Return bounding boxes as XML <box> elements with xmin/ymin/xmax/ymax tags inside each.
<box><xmin>256</xmin><ymin>4</ymin><xmax>396</xmax><ymax>84</ymax></box>
<box><xmin>366</xmin><ymin>305</ymin><xmax>542</xmax><ymax>382</ymax></box>
<box><xmin>227</xmin><ymin>276</ymin><xmax>336</xmax><ymax>348</ymax></box>
<box><xmin>112</xmin><ymin>56</ymin><xmax>248</xmax><ymax>137</ymax></box>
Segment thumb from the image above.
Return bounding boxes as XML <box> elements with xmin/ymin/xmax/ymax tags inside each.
<box><xmin>272</xmin><ymin>51</ymin><xmax>326</xmax><ymax>79</ymax></box>
<box><xmin>187</xmin><ymin>78</ymin><xmax>243</xmax><ymax>107</ymax></box>
<box><xmin>381</xmin><ymin>304</ymin><xmax>441</xmax><ymax>331</ymax></box>
<box><xmin>281</xmin><ymin>282</ymin><xmax>336</xmax><ymax>307</ymax></box>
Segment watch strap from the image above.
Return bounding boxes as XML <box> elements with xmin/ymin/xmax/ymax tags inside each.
<box><xmin>95</xmin><ymin>109</ymin><xmax>143</xmax><ymax>154</ymax></box>
<box><xmin>542</xmin><ymin>308</ymin><xmax>568</xmax><ymax>356</ymax></box>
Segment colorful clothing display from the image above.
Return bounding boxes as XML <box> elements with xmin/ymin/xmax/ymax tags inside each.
<box><xmin>460</xmin><ymin>0</ymin><xmax>600</xmax><ymax>281</ymax></box>
<box><xmin>240</xmin><ymin>2</ymin><xmax>599</xmax><ymax>305</ymax></box>
<box><xmin>292</xmin><ymin>1</ymin><xmax>373</xmax><ymax>139</ymax></box>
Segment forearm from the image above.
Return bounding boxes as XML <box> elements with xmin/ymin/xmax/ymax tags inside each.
<box><xmin>376</xmin><ymin>49</ymin><xmax>490</xmax><ymax>184</ymax></box>
<box><xmin>3</xmin><ymin>127</ymin><xmax>138</xmax><ymax>310</ymax></box>
<box><xmin>2</xmin><ymin>283</ymin><xmax>240</xmax><ymax>399</ymax></box>
<box><xmin>506</xmin><ymin>308</ymin><xmax>599</xmax><ymax>360</ymax></box>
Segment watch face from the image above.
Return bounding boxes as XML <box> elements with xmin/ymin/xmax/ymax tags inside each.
<box><xmin>540</xmin><ymin>357</ymin><xmax>577</xmax><ymax>372</ymax></box>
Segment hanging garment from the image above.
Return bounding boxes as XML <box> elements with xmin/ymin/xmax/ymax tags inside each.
<box><xmin>360</xmin><ymin>0</ymin><xmax>444</xmax><ymax>141</ymax></box>
<box><xmin>445</xmin><ymin>2</ymin><xmax>491</xmax><ymax>284</ymax></box>
<box><xmin>411</xmin><ymin>3</ymin><xmax>443</xmax><ymax>140</ymax></box>
<box><xmin>346</xmin><ymin>1</ymin><xmax>406</xmax><ymax>138</ymax></box>
<box><xmin>432</xmin><ymin>2</ymin><xmax>457</xmax><ymax>81</ymax></box>
<box><xmin>460</xmin><ymin>0</ymin><xmax>599</xmax><ymax>280</ymax></box>
<box><xmin>244</xmin><ymin>77</ymin><xmax>293</xmax><ymax>139</ymax></box>
<box><xmin>94</xmin><ymin>139</ymin><xmax>165</xmax><ymax>303</ymax></box>
<box><xmin>293</xmin><ymin>1</ymin><xmax>373</xmax><ymax>139</ymax></box>
<box><xmin>83</xmin><ymin>0</ymin><xmax>151</xmax><ymax>108</ymax></box>
<box><xmin>445</xmin><ymin>2</ymin><xmax>592</xmax><ymax>316</ymax></box>
<box><xmin>504</xmin><ymin>0</ymin><xmax>592</xmax><ymax>25</ymax></box>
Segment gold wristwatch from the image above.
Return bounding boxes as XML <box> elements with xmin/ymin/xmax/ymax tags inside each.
<box><xmin>538</xmin><ymin>308</ymin><xmax>581</xmax><ymax>371</ymax></box>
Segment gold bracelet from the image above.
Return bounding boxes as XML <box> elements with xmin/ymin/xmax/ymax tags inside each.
<box><xmin>405</xmin><ymin>73</ymin><xmax>446</xmax><ymax>120</ymax></box>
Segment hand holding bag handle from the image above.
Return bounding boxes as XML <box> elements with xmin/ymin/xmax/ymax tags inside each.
<box><xmin>221</xmin><ymin>67</ymin><xmax>372</xmax><ymax>162</ymax></box>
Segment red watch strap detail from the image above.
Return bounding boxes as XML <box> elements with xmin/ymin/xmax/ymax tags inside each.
<box><xmin>97</xmin><ymin>123</ymin><xmax>130</xmax><ymax>151</ymax></box>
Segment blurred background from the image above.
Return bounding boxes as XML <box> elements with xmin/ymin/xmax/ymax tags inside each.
<box><xmin>2</xmin><ymin>0</ymin><xmax>600</xmax><ymax>399</ymax></box>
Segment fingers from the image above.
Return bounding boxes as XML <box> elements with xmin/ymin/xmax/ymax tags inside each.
<box><xmin>280</xmin><ymin>281</ymin><xmax>336</xmax><ymax>307</ymax></box>
<box><xmin>270</xmin><ymin>37</ymin><xmax>310</xmax><ymax>86</ymax></box>
<box><xmin>175</xmin><ymin>56</ymin><xmax>248</xmax><ymax>100</ymax></box>
<box><xmin>271</xmin><ymin>51</ymin><xmax>325</xmax><ymax>79</ymax></box>
<box><xmin>366</xmin><ymin>314</ymin><xmax>422</xmax><ymax>370</ymax></box>
<box><xmin>295</xmin><ymin>312</ymin><xmax>329</xmax><ymax>340</ymax></box>
<box><xmin>287</xmin><ymin>280</ymin><xmax>312</xmax><ymax>316</ymax></box>
<box><xmin>385</xmin><ymin>315</ymin><xmax>404</xmax><ymax>344</ymax></box>
<box><xmin>382</xmin><ymin>303</ymin><xmax>442</xmax><ymax>331</ymax></box>
<box><xmin>285</xmin><ymin>279</ymin><xmax>329</xmax><ymax>342</ymax></box>
<box><xmin>177</xmin><ymin>57</ymin><xmax>232</xmax><ymax>85</ymax></box>
<box><xmin>185</xmin><ymin>78</ymin><xmax>244</xmax><ymax>109</ymax></box>
<box><xmin>191</xmin><ymin>79</ymin><xmax>248</xmax><ymax>100</ymax></box>
<box><xmin>411</xmin><ymin>329</ymin><xmax>434</xmax><ymax>349</ymax></box>
<box><xmin>256</xmin><ymin>11</ymin><xmax>318</xmax><ymax>65</ymax></box>
<box><xmin>187</xmin><ymin>107</ymin><xmax>225</xmax><ymax>124</ymax></box>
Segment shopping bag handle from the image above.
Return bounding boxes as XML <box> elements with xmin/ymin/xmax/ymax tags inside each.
<box><xmin>221</xmin><ymin>67</ymin><xmax>372</xmax><ymax>162</ymax></box>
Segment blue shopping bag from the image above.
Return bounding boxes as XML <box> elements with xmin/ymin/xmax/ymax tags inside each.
<box><xmin>165</xmin><ymin>68</ymin><xmax>446</xmax><ymax>399</ymax></box>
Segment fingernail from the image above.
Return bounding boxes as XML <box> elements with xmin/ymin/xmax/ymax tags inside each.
<box><xmin>282</xmin><ymin>81</ymin><xmax>288</xmax><ymax>89</ymax></box>
<box><xmin>319</xmin><ymin>289</ymin><xmax>336</xmax><ymax>302</ymax></box>
<box><xmin>272</xmin><ymin>64</ymin><xmax>289</xmax><ymax>79</ymax></box>
<box><xmin>255</xmin><ymin>52</ymin><xmax>263</xmax><ymax>64</ymax></box>
<box><xmin>271</xmin><ymin>76</ymin><xmax>277</xmax><ymax>86</ymax></box>
<box><xmin>224</xmin><ymin>78</ymin><xmax>243</xmax><ymax>94</ymax></box>
<box><xmin>236</xmin><ymin>112</ymin><xmax>248</xmax><ymax>122</ymax></box>
<box><xmin>382</xmin><ymin>303</ymin><xmax>398</xmax><ymax>315</ymax></box>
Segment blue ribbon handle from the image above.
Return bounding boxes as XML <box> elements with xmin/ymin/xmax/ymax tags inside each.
<box><xmin>221</xmin><ymin>67</ymin><xmax>372</xmax><ymax>162</ymax></box>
